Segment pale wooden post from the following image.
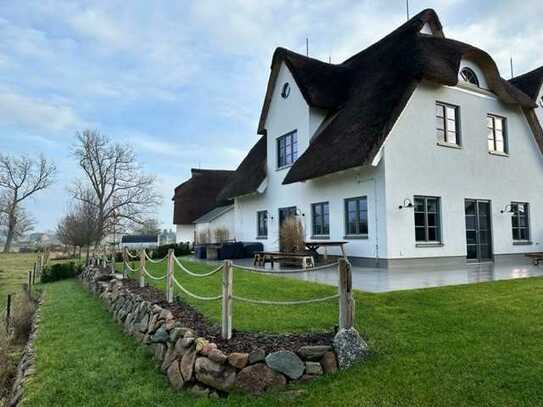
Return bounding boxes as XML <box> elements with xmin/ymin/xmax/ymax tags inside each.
<box><xmin>139</xmin><ymin>249</ymin><xmax>145</xmax><ymax>288</ymax></box>
<box><xmin>338</xmin><ymin>258</ymin><xmax>354</xmax><ymax>330</ymax></box>
<box><xmin>221</xmin><ymin>260</ymin><xmax>233</xmax><ymax>340</ymax></box>
<box><xmin>111</xmin><ymin>245</ymin><xmax>116</xmax><ymax>274</ymax></box>
<box><xmin>39</xmin><ymin>252</ymin><xmax>44</xmax><ymax>275</ymax></box>
<box><xmin>167</xmin><ymin>249</ymin><xmax>174</xmax><ymax>303</ymax></box>
<box><xmin>122</xmin><ymin>247</ymin><xmax>128</xmax><ymax>278</ymax></box>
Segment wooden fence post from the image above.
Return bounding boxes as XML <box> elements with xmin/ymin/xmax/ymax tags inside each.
<box><xmin>139</xmin><ymin>249</ymin><xmax>145</xmax><ymax>288</ymax></box>
<box><xmin>221</xmin><ymin>260</ymin><xmax>233</xmax><ymax>340</ymax></box>
<box><xmin>111</xmin><ymin>245</ymin><xmax>116</xmax><ymax>274</ymax></box>
<box><xmin>32</xmin><ymin>263</ymin><xmax>36</xmax><ymax>284</ymax></box>
<box><xmin>39</xmin><ymin>252</ymin><xmax>44</xmax><ymax>275</ymax></box>
<box><xmin>338</xmin><ymin>258</ymin><xmax>354</xmax><ymax>330</ymax></box>
<box><xmin>27</xmin><ymin>270</ymin><xmax>32</xmax><ymax>295</ymax></box>
<box><xmin>167</xmin><ymin>249</ymin><xmax>174</xmax><ymax>303</ymax></box>
<box><xmin>5</xmin><ymin>294</ymin><xmax>11</xmax><ymax>332</ymax></box>
<box><xmin>122</xmin><ymin>247</ymin><xmax>128</xmax><ymax>278</ymax></box>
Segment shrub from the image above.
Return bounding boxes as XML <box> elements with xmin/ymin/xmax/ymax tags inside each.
<box><xmin>41</xmin><ymin>262</ymin><xmax>82</xmax><ymax>283</ymax></box>
<box><xmin>198</xmin><ymin>230</ymin><xmax>211</xmax><ymax>244</ymax></box>
<box><xmin>214</xmin><ymin>227</ymin><xmax>230</xmax><ymax>243</ymax></box>
<box><xmin>152</xmin><ymin>243</ymin><xmax>191</xmax><ymax>259</ymax></box>
<box><xmin>280</xmin><ymin>217</ymin><xmax>305</xmax><ymax>253</ymax></box>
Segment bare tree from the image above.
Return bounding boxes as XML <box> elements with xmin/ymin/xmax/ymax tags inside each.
<box><xmin>0</xmin><ymin>155</ymin><xmax>56</xmax><ymax>252</ymax></box>
<box><xmin>0</xmin><ymin>196</ymin><xmax>34</xmax><ymax>245</ymax></box>
<box><xmin>133</xmin><ymin>218</ymin><xmax>161</xmax><ymax>235</ymax></box>
<box><xmin>56</xmin><ymin>190</ymin><xmax>100</xmax><ymax>260</ymax></box>
<box><xmin>72</xmin><ymin>130</ymin><xmax>161</xmax><ymax>243</ymax></box>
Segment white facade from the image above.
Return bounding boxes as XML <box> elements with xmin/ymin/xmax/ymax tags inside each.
<box><xmin>176</xmin><ymin>224</ymin><xmax>195</xmax><ymax>244</ymax></box>
<box><xmin>195</xmin><ymin>206</ymin><xmax>236</xmax><ymax>243</ymax></box>
<box><xmin>232</xmin><ymin>60</ymin><xmax>543</xmax><ymax>265</ymax></box>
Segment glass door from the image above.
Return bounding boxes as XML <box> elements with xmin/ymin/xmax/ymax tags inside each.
<box><xmin>465</xmin><ymin>199</ymin><xmax>493</xmax><ymax>262</ymax></box>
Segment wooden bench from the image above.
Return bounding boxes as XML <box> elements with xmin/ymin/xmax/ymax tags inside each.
<box><xmin>254</xmin><ymin>251</ymin><xmax>315</xmax><ymax>269</ymax></box>
<box><xmin>525</xmin><ymin>253</ymin><xmax>543</xmax><ymax>265</ymax></box>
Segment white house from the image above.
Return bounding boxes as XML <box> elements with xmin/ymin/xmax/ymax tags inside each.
<box><xmin>194</xmin><ymin>204</ymin><xmax>235</xmax><ymax>243</ymax></box>
<box><xmin>216</xmin><ymin>9</ymin><xmax>543</xmax><ymax>267</ymax></box>
<box><xmin>119</xmin><ymin>235</ymin><xmax>159</xmax><ymax>250</ymax></box>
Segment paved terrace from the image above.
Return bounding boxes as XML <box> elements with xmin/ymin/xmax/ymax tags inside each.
<box><xmin>189</xmin><ymin>255</ymin><xmax>543</xmax><ymax>293</ymax></box>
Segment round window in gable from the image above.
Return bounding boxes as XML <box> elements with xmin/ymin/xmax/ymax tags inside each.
<box><xmin>281</xmin><ymin>82</ymin><xmax>291</xmax><ymax>98</ymax></box>
<box><xmin>460</xmin><ymin>67</ymin><xmax>480</xmax><ymax>87</ymax></box>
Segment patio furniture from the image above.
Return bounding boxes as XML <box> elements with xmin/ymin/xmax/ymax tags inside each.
<box><xmin>242</xmin><ymin>242</ymin><xmax>264</xmax><ymax>258</ymax></box>
<box><xmin>525</xmin><ymin>252</ymin><xmax>543</xmax><ymax>265</ymax></box>
<box><xmin>253</xmin><ymin>251</ymin><xmax>315</xmax><ymax>269</ymax></box>
<box><xmin>304</xmin><ymin>241</ymin><xmax>348</xmax><ymax>261</ymax></box>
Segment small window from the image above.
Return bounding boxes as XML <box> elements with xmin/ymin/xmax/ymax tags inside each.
<box><xmin>460</xmin><ymin>67</ymin><xmax>480</xmax><ymax>87</ymax></box>
<box><xmin>487</xmin><ymin>115</ymin><xmax>507</xmax><ymax>154</ymax></box>
<box><xmin>281</xmin><ymin>82</ymin><xmax>291</xmax><ymax>98</ymax></box>
<box><xmin>277</xmin><ymin>131</ymin><xmax>298</xmax><ymax>168</ymax></box>
<box><xmin>344</xmin><ymin>197</ymin><xmax>368</xmax><ymax>236</ymax></box>
<box><xmin>511</xmin><ymin>202</ymin><xmax>530</xmax><ymax>241</ymax></box>
<box><xmin>414</xmin><ymin>196</ymin><xmax>441</xmax><ymax>242</ymax></box>
<box><xmin>436</xmin><ymin>102</ymin><xmax>460</xmax><ymax>145</ymax></box>
<box><xmin>257</xmin><ymin>211</ymin><xmax>268</xmax><ymax>238</ymax></box>
<box><xmin>312</xmin><ymin>202</ymin><xmax>330</xmax><ymax>237</ymax></box>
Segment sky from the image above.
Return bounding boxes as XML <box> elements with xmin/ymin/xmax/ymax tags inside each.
<box><xmin>0</xmin><ymin>0</ymin><xmax>542</xmax><ymax>233</ymax></box>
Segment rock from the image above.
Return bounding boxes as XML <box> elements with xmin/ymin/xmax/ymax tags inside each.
<box><xmin>195</xmin><ymin>337</ymin><xmax>209</xmax><ymax>352</ymax></box>
<box><xmin>248</xmin><ymin>348</ymin><xmax>266</xmax><ymax>365</ymax></box>
<box><xmin>228</xmin><ymin>352</ymin><xmax>249</xmax><ymax>369</ymax></box>
<box><xmin>163</xmin><ymin>319</ymin><xmax>176</xmax><ymax>330</ymax></box>
<box><xmin>207</xmin><ymin>349</ymin><xmax>228</xmax><ymax>365</ymax></box>
<box><xmin>235</xmin><ymin>363</ymin><xmax>287</xmax><ymax>394</ymax></box>
<box><xmin>169</xmin><ymin>328</ymin><xmax>184</xmax><ymax>343</ymax></box>
<box><xmin>297</xmin><ymin>345</ymin><xmax>331</xmax><ymax>361</ymax></box>
<box><xmin>189</xmin><ymin>384</ymin><xmax>210</xmax><ymax>398</ymax></box>
<box><xmin>161</xmin><ymin>345</ymin><xmax>179</xmax><ymax>372</ymax></box>
<box><xmin>180</xmin><ymin>337</ymin><xmax>195</xmax><ymax>348</ymax></box>
<box><xmin>174</xmin><ymin>338</ymin><xmax>191</xmax><ymax>356</ymax></box>
<box><xmin>320</xmin><ymin>352</ymin><xmax>338</xmax><ymax>374</ymax></box>
<box><xmin>147</xmin><ymin>314</ymin><xmax>159</xmax><ymax>333</ymax></box>
<box><xmin>167</xmin><ymin>360</ymin><xmax>184</xmax><ymax>390</ymax></box>
<box><xmin>265</xmin><ymin>351</ymin><xmax>304</xmax><ymax>380</ymax></box>
<box><xmin>195</xmin><ymin>357</ymin><xmax>237</xmax><ymax>392</ymax></box>
<box><xmin>151</xmin><ymin>326</ymin><xmax>170</xmax><ymax>343</ymax></box>
<box><xmin>180</xmin><ymin>348</ymin><xmax>197</xmax><ymax>381</ymax></box>
<box><xmin>304</xmin><ymin>361</ymin><xmax>323</xmax><ymax>375</ymax></box>
<box><xmin>159</xmin><ymin>309</ymin><xmax>174</xmax><ymax>320</ymax></box>
<box><xmin>297</xmin><ymin>374</ymin><xmax>318</xmax><ymax>384</ymax></box>
<box><xmin>200</xmin><ymin>342</ymin><xmax>217</xmax><ymax>356</ymax></box>
<box><xmin>153</xmin><ymin>343</ymin><xmax>167</xmax><ymax>363</ymax></box>
<box><xmin>333</xmin><ymin>328</ymin><xmax>368</xmax><ymax>369</ymax></box>
<box><xmin>137</xmin><ymin>314</ymin><xmax>149</xmax><ymax>332</ymax></box>
<box><xmin>182</xmin><ymin>329</ymin><xmax>196</xmax><ymax>338</ymax></box>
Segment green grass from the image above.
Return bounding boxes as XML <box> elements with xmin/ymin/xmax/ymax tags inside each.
<box><xmin>25</xmin><ymin>261</ymin><xmax>543</xmax><ymax>406</ymax></box>
<box><xmin>0</xmin><ymin>253</ymin><xmax>39</xmax><ymax>310</ymax></box>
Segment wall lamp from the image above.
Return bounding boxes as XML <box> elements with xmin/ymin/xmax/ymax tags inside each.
<box><xmin>398</xmin><ymin>198</ymin><xmax>414</xmax><ymax>210</ymax></box>
<box><xmin>500</xmin><ymin>204</ymin><xmax>515</xmax><ymax>214</ymax></box>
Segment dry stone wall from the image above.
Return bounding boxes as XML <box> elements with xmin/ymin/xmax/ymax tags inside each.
<box><xmin>80</xmin><ymin>266</ymin><xmax>367</xmax><ymax>397</ymax></box>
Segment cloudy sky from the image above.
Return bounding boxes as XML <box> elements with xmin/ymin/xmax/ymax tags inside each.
<box><xmin>0</xmin><ymin>0</ymin><xmax>542</xmax><ymax>232</ymax></box>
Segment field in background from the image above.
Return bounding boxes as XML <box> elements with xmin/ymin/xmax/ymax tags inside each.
<box><xmin>0</xmin><ymin>253</ymin><xmax>39</xmax><ymax>310</ymax></box>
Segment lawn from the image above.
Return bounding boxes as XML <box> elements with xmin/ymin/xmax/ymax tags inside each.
<box><xmin>0</xmin><ymin>253</ymin><xmax>40</xmax><ymax>310</ymax></box>
<box><xmin>25</xmin><ymin>259</ymin><xmax>543</xmax><ymax>406</ymax></box>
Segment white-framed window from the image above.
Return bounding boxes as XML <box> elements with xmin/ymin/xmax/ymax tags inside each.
<box><xmin>436</xmin><ymin>102</ymin><xmax>460</xmax><ymax>146</ymax></box>
<box><xmin>277</xmin><ymin>130</ymin><xmax>297</xmax><ymax>168</ymax></box>
<box><xmin>487</xmin><ymin>114</ymin><xmax>507</xmax><ymax>154</ymax></box>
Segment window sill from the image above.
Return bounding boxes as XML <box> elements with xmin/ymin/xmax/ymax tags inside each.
<box><xmin>256</xmin><ymin>236</ymin><xmax>268</xmax><ymax>240</ymax></box>
<box><xmin>415</xmin><ymin>242</ymin><xmax>444</xmax><ymax>248</ymax></box>
<box><xmin>436</xmin><ymin>141</ymin><xmax>462</xmax><ymax>150</ymax></box>
<box><xmin>513</xmin><ymin>240</ymin><xmax>532</xmax><ymax>246</ymax></box>
<box><xmin>344</xmin><ymin>235</ymin><xmax>368</xmax><ymax>240</ymax></box>
<box><xmin>276</xmin><ymin>164</ymin><xmax>293</xmax><ymax>171</ymax></box>
<box><xmin>488</xmin><ymin>150</ymin><xmax>509</xmax><ymax>157</ymax></box>
<box><xmin>311</xmin><ymin>235</ymin><xmax>330</xmax><ymax>240</ymax></box>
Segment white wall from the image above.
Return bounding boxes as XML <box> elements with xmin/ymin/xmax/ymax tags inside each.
<box><xmin>234</xmin><ymin>62</ymin><xmax>387</xmax><ymax>261</ymax></box>
<box><xmin>195</xmin><ymin>208</ymin><xmax>236</xmax><ymax>243</ymax></box>
<box><xmin>535</xmin><ymin>86</ymin><xmax>543</xmax><ymax>127</ymax></box>
<box><xmin>176</xmin><ymin>224</ymin><xmax>194</xmax><ymax>244</ymax></box>
<box><xmin>383</xmin><ymin>79</ymin><xmax>543</xmax><ymax>259</ymax></box>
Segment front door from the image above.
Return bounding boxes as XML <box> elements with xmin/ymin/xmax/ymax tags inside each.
<box><xmin>465</xmin><ymin>199</ymin><xmax>493</xmax><ymax>262</ymax></box>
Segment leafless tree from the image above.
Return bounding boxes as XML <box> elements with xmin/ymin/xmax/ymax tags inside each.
<box><xmin>56</xmin><ymin>190</ymin><xmax>100</xmax><ymax>260</ymax></box>
<box><xmin>0</xmin><ymin>155</ymin><xmax>56</xmax><ymax>252</ymax></box>
<box><xmin>133</xmin><ymin>218</ymin><xmax>161</xmax><ymax>235</ymax></box>
<box><xmin>0</xmin><ymin>195</ymin><xmax>34</xmax><ymax>245</ymax></box>
<box><xmin>72</xmin><ymin>130</ymin><xmax>161</xmax><ymax>243</ymax></box>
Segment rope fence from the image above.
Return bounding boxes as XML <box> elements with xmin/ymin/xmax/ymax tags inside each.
<box><xmin>93</xmin><ymin>246</ymin><xmax>355</xmax><ymax>341</ymax></box>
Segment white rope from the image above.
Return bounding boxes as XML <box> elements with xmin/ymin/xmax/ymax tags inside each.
<box><xmin>232</xmin><ymin>261</ymin><xmax>339</xmax><ymax>274</ymax></box>
<box><xmin>171</xmin><ymin>274</ymin><xmax>222</xmax><ymax>301</ymax></box>
<box><xmin>232</xmin><ymin>293</ymin><xmax>339</xmax><ymax>305</ymax></box>
<box><xmin>144</xmin><ymin>250</ymin><xmax>168</xmax><ymax>264</ymax></box>
<box><xmin>126</xmin><ymin>250</ymin><xmax>139</xmax><ymax>259</ymax></box>
<box><xmin>142</xmin><ymin>266</ymin><xmax>167</xmax><ymax>281</ymax></box>
<box><xmin>124</xmin><ymin>262</ymin><xmax>140</xmax><ymax>272</ymax></box>
<box><xmin>173</xmin><ymin>256</ymin><xmax>223</xmax><ymax>277</ymax></box>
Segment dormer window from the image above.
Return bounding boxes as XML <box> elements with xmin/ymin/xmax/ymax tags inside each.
<box><xmin>460</xmin><ymin>67</ymin><xmax>480</xmax><ymax>87</ymax></box>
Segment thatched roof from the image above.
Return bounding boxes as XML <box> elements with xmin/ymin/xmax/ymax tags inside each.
<box><xmin>172</xmin><ymin>169</ymin><xmax>234</xmax><ymax>225</ymax></box>
<box><xmin>222</xmin><ymin>9</ymin><xmax>541</xmax><ymax>196</ymax></box>
<box><xmin>217</xmin><ymin>135</ymin><xmax>267</xmax><ymax>200</ymax></box>
<box><xmin>510</xmin><ymin>66</ymin><xmax>543</xmax><ymax>101</ymax></box>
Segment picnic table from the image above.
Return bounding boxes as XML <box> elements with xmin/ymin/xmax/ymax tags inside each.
<box><xmin>525</xmin><ymin>252</ymin><xmax>543</xmax><ymax>265</ymax></box>
<box><xmin>253</xmin><ymin>251</ymin><xmax>315</xmax><ymax>269</ymax></box>
<box><xmin>304</xmin><ymin>241</ymin><xmax>348</xmax><ymax>261</ymax></box>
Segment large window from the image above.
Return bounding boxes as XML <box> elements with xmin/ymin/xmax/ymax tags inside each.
<box><xmin>436</xmin><ymin>102</ymin><xmax>460</xmax><ymax>145</ymax></box>
<box><xmin>344</xmin><ymin>197</ymin><xmax>368</xmax><ymax>236</ymax></box>
<box><xmin>487</xmin><ymin>115</ymin><xmax>507</xmax><ymax>154</ymax></box>
<box><xmin>257</xmin><ymin>210</ymin><xmax>268</xmax><ymax>238</ymax></box>
<box><xmin>277</xmin><ymin>130</ymin><xmax>298</xmax><ymax>168</ymax></box>
<box><xmin>511</xmin><ymin>202</ymin><xmax>530</xmax><ymax>241</ymax></box>
<box><xmin>312</xmin><ymin>202</ymin><xmax>330</xmax><ymax>237</ymax></box>
<box><xmin>414</xmin><ymin>196</ymin><xmax>441</xmax><ymax>242</ymax></box>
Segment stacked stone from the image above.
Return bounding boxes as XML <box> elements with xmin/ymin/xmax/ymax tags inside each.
<box><xmin>81</xmin><ymin>266</ymin><xmax>367</xmax><ymax>397</ymax></box>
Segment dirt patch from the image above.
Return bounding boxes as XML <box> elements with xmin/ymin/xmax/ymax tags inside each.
<box><xmin>123</xmin><ymin>279</ymin><xmax>335</xmax><ymax>354</ymax></box>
